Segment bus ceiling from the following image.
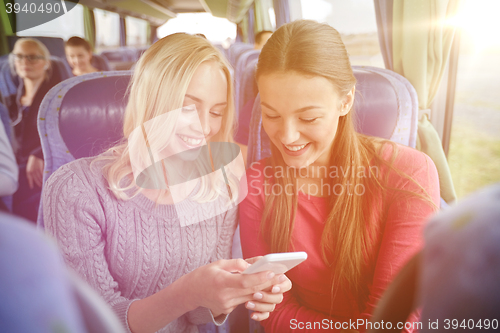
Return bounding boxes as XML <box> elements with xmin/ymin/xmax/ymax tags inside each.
<box><xmin>78</xmin><ymin>0</ymin><xmax>256</xmax><ymax>26</ymax></box>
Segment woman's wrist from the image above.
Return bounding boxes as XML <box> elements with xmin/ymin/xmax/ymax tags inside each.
<box><xmin>171</xmin><ymin>271</ymin><xmax>200</xmax><ymax>312</ymax></box>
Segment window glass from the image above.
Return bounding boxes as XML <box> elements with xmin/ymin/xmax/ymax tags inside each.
<box><xmin>158</xmin><ymin>13</ymin><xmax>236</xmax><ymax>45</ymax></box>
<box><xmin>126</xmin><ymin>16</ymin><xmax>148</xmax><ymax>47</ymax></box>
<box><xmin>94</xmin><ymin>8</ymin><xmax>120</xmax><ymax>52</ymax></box>
<box><xmin>299</xmin><ymin>0</ymin><xmax>382</xmax><ymax>67</ymax></box>
<box><xmin>448</xmin><ymin>0</ymin><xmax>500</xmax><ymax>197</ymax></box>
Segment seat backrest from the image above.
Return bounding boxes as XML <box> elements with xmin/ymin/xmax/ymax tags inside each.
<box><xmin>247</xmin><ymin>66</ymin><xmax>419</xmax><ymax>166</ymax></box>
<box><xmin>234</xmin><ymin>50</ymin><xmax>260</xmax><ymax>115</ymax></box>
<box><xmin>0</xmin><ymin>212</ymin><xmax>125</xmax><ymax>333</ymax></box>
<box><xmin>238</xmin><ymin>57</ymin><xmax>259</xmax><ymax>116</ymax></box>
<box><xmin>100</xmin><ymin>48</ymin><xmax>138</xmax><ymax>70</ymax></box>
<box><xmin>228</xmin><ymin>43</ymin><xmax>254</xmax><ymax>66</ymax></box>
<box><xmin>91</xmin><ymin>54</ymin><xmax>111</xmax><ymax>71</ymax></box>
<box><xmin>37</xmin><ymin>71</ymin><xmax>131</xmax><ymax>226</ymax></box>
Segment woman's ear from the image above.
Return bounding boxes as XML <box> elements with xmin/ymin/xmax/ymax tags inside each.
<box><xmin>340</xmin><ymin>85</ymin><xmax>355</xmax><ymax>116</ymax></box>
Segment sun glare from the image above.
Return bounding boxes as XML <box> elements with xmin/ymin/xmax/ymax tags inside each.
<box><xmin>450</xmin><ymin>0</ymin><xmax>500</xmax><ymax>53</ymax></box>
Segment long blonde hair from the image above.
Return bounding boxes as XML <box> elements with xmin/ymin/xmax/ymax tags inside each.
<box><xmin>255</xmin><ymin>20</ymin><xmax>435</xmax><ymax>309</ymax></box>
<box><xmin>93</xmin><ymin>33</ymin><xmax>236</xmax><ymax>201</ymax></box>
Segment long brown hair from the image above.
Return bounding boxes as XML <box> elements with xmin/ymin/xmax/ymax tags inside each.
<box><xmin>255</xmin><ymin>20</ymin><xmax>434</xmax><ymax>309</ymax></box>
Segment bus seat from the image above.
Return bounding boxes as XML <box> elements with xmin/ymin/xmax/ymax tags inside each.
<box><xmin>228</xmin><ymin>43</ymin><xmax>253</xmax><ymax>66</ymax></box>
<box><xmin>137</xmin><ymin>46</ymin><xmax>149</xmax><ymax>59</ymax></box>
<box><xmin>100</xmin><ymin>48</ymin><xmax>137</xmax><ymax>70</ymax></box>
<box><xmin>247</xmin><ymin>66</ymin><xmax>419</xmax><ymax>166</ymax></box>
<box><xmin>0</xmin><ymin>58</ymin><xmax>18</xmax><ymax>101</ymax></box>
<box><xmin>238</xmin><ymin>58</ymin><xmax>259</xmax><ymax>116</ymax></box>
<box><xmin>91</xmin><ymin>54</ymin><xmax>111</xmax><ymax>71</ymax></box>
<box><xmin>0</xmin><ymin>56</ymin><xmax>72</xmax><ymax>109</ymax></box>
<box><xmin>37</xmin><ymin>71</ymin><xmax>131</xmax><ymax>227</ymax></box>
<box><xmin>234</xmin><ymin>50</ymin><xmax>260</xmax><ymax>115</ymax></box>
<box><xmin>0</xmin><ymin>212</ymin><xmax>125</xmax><ymax>333</ymax></box>
<box><xmin>213</xmin><ymin>43</ymin><xmax>227</xmax><ymax>58</ymax></box>
<box><xmin>0</xmin><ymin>102</ymin><xmax>14</xmax><ymax>212</ymax></box>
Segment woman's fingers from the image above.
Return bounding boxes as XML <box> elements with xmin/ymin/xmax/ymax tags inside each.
<box><xmin>249</xmin><ymin>311</ymin><xmax>270</xmax><ymax>321</ymax></box>
<box><xmin>216</xmin><ymin>258</ymin><xmax>250</xmax><ymax>273</ymax></box>
<box><xmin>252</xmin><ymin>289</ymin><xmax>284</xmax><ymax>305</ymax></box>
<box><xmin>271</xmin><ymin>274</ymin><xmax>292</xmax><ymax>293</ymax></box>
<box><xmin>246</xmin><ymin>299</ymin><xmax>278</xmax><ymax>312</ymax></box>
<box><xmin>225</xmin><ymin>269</ymin><xmax>277</xmax><ymax>291</ymax></box>
<box><xmin>26</xmin><ymin>170</ymin><xmax>34</xmax><ymax>189</ymax></box>
<box><xmin>34</xmin><ymin>167</ymin><xmax>43</xmax><ymax>187</ymax></box>
<box><xmin>26</xmin><ymin>155</ymin><xmax>44</xmax><ymax>188</ymax></box>
<box><xmin>245</xmin><ymin>256</ymin><xmax>263</xmax><ymax>265</ymax></box>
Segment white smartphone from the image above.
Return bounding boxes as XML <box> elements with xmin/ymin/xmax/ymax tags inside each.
<box><xmin>242</xmin><ymin>252</ymin><xmax>308</xmax><ymax>275</ymax></box>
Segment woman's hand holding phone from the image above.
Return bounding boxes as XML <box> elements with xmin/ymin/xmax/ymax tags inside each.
<box><xmin>244</xmin><ymin>256</ymin><xmax>293</xmax><ymax>321</ymax></box>
<box><xmin>182</xmin><ymin>258</ymin><xmax>288</xmax><ymax>319</ymax></box>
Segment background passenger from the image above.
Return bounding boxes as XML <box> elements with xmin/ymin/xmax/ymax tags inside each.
<box><xmin>43</xmin><ymin>33</ymin><xmax>291</xmax><ymax>333</ymax></box>
<box><xmin>0</xmin><ymin>118</ymin><xmax>18</xmax><ymax>212</ymax></box>
<box><xmin>7</xmin><ymin>38</ymin><xmax>62</xmax><ymax>222</ymax></box>
<box><xmin>253</xmin><ymin>31</ymin><xmax>273</xmax><ymax>50</ymax></box>
<box><xmin>240</xmin><ymin>20</ymin><xmax>440</xmax><ymax>332</ymax></box>
<box><xmin>65</xmin><ymin>36</ymin><xmax>98</xmax><ymax>76</ymax></box>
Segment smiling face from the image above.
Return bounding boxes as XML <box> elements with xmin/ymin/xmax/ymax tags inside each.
<box><xmin>65</xmin><ymin>45</ymin><xmax>93</xmax><ymax>72</ymax></box>
<box><xmin>167</xmin><ymin>60</ymin><xmax>228</xmax><ymax>157</ymax></box>
<box><xmin>12</xmin><ymin>42</ymin><xmax>48</xmax><ymax>81</ymax></box>
<box><xmin>258</xmin><ymin>71</ymin><xmax>354</xmax><ymax>169</ymax></box>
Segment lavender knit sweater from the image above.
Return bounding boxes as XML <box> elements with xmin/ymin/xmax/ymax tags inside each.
<box><xmin>43</xmin><ymin>157</ymin><xmax>238</xmax><ymax>333</ymax></box>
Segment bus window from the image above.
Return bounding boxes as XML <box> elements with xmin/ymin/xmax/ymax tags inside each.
<box><xmin>16</xmin><ymin>3</ymin><xmax>85</xmax><ymax>39</ymax></box>
<box><xmin>94</xmin><ymin>8</ymin><xmax>120</xmax><ymax>53</ymax></box>
<box><xmin>157</xmin><ymin>13</ymin><xmax>236</xmax><ymax>44</ymax></box>
<box><xmin>447</xmin><ymin>0</ymin><xmax>500</xmax><ymax>198</ymax></box>
<box><xmin>125</xmin><ymin>16</ymin><xmax>148</xmax><ymax>48</ymax></box>
<box><xmin>299</xmin><ymin>0</ymin><xmax>383</xmax><ymax>67</ymax></box>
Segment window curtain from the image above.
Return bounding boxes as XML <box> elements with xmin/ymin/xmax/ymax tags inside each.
<box><xmin>83</xmin><ymin>6</ymin><xmax>96</xmax><ymax>52</ymax></box>
<box><xmin>254</xmin><ymin>0</ymin><xmax>274</xmax><ymax>32</ymax></box>
<box><xmin>375</xmin><ymin>0</ymin><xmax>460</xmax><ymax>204</ymax></box>
<box><xmin>239</xmin><ymin>16</ymin><xmax>249</xmax><ymax>43</ymax></box>
<box><xmin>235</xmin><ymin>24</ymin><xmax>243</xmax><ymax>43</ymax></box>
<box><xmin>273</xmin><ymin>0</ymin><xmax>290</xmax><ymax>29</ymax></box>
<box><xmin>148</xmin><ymin>24</ymin><xmax>159</xmax><ymax>44</ymax></box>
<box><xmin>119</xmin><ymin>16</ymin><xmax>126</xmax><ymax>47</ymax></box>
<box><xmin>374</xmin><ymin>0</ymin><xmax>394</xmax><ymax>71</ymax></box>
<box><xmin>247</xmin><ymin>5</ymin><xmax>255</xmax><ymax>44</ymax></box>
<box><xmin>0</xmin><ymin>1</ymin><xmax>15</xmax><ymax>55</ymax></box>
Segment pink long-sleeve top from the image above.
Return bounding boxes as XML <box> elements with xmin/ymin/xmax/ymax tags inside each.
<box><xmin>240</xmin><ymin>144</ymin><xmax>440</xmax><ymax>332</ymax></box>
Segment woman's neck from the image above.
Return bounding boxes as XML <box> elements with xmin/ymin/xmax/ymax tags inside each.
<box><xmin>73</xmin><ymin>65</ymin><xmax>97</xmax><ymax>76</ymax></box>
<box><xmin>21</xmin><ymin>77</ymin><xmax>44</xmax><ymax>106</ymax></box>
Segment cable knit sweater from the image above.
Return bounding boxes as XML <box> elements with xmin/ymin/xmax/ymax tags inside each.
<box><xmin>43</xmin><ymin>157</ymin><xmax>238</xmax><ymax>333</ymax></box>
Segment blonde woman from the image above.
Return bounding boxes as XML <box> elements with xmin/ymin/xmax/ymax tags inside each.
<box><xmin>240</xmin><ymin>21</ymin><xmax>440</xmax><ymax>332</ymax></box>
<box><xmin>43</xmin><ymin>33</ymin><xmax>290</xmax><ymax>333</ymax></box>
<box><xmin>6</xmin><ymin>38</ymin><xmax>62</xmax><ymax>222</ymax></box>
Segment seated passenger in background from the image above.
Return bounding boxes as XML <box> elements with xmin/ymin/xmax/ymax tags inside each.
<box><xmin>0</xmin><ymin>118</ymin><xmax>18</xmax><ymax>212</ymax></box>
<box><xmin>240</xmin><ymin>20</ymin><xmax>440</xmax><ymax>332</ymax></box>
<box><xmin>44</xmin><ymin>33</ymin><xmax>291</xmax><ymax>333</ymax></box>
<box><xmin>65</xmin><ymin>36</ymin><xmax>98</xmax><ymax>76</ymax></box>
<box><xmin>7</xmin><ymin>38</ymin><xmax>62</xmax><ymax>222</ymax></box>
<box><xmin>254</xmin><ymin>31</ymin><xmax>273</xmax><ymax>50</ymax></box>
